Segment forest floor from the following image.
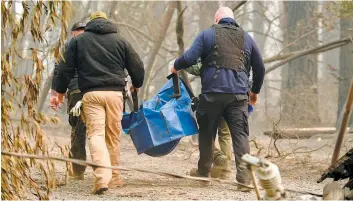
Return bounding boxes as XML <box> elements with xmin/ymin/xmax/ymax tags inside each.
<box><xmin>41</xmin><ymin>122</ymin><xmax>353</xmax><ymax>200</ymax></box>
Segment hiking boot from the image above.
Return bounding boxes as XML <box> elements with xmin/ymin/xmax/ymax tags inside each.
<box><xmin>219</xmin><ymin>170</ymin><xmax>232</xmax><ymax>180</ymax></box>
<box><xmin>211</xmin><ymin>167</ymin><xmax>232</xmax><ymax>180</ymax></box>
<box><xmin>190</xmin><ymin>168</ymin><xmax>209</xmax><ymax>177</ymax></box>
<box><xmin>213</xmin><ymin>151</ymin><xmax>228</xmax><ymax>166</ymax></box>
<box><xmin>68</xmin><ymin>169</ymin><xmax>85</xmax><ymax>180</ymax></box>
<box><xmin>108</xmin><ymin>178</ymin><xmax>124</xmax><ymax>188</ymax></box>
<box><xmin>68</xmin><ymin>163</ymin><xmax>85</xmax><ymax>180</ymax></box>
<box><xmin>69</xmin><ymin>173</ymin><xmax>84</xmax><ymax>180</ymax></box>
<box><xmin>189</xmin><ymin>168</ymin><xmax>211</xmax><ymax>185</ymax></box>
<box><xmin>211</xmin><ymin>154</ymin><xmax>232</xmax><ymax>180</ymax></box>
<box><xmin>237</xmin><ymin>185</ymin><xmax>252</xmax><ymax>192</ymax></box>
<box><xmin>92</xmin><ymin>184</ymin><xmax>108</xmax><ymax>195</ymax></box>
<box><xmin>237</xmin><ymin>181</ymin><xmax>252</xmax><ymax>192</ymax></box>
<box><xmin>210</xmin><ymin>166</ymin><xmax>223</xmax><ymax>178</ymax></box>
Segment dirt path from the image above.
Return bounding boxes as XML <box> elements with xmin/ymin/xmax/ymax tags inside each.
<box><xmin>44</xmin><ymin>124</ymin><xmax>347</xmax><ymax>200</ymax></box>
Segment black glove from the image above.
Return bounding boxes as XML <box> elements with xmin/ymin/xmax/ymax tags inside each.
<box><xmin>191</xmin><ymin>96</ymin><xmax>199</xmax><ymax>112</ymax></box>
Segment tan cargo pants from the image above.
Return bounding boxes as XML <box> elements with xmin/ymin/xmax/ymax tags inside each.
<box><xmin>213</xmin><ymin>117</ymin><xmax>233</xmax><ymax>177</ymax></box>
<box><xmin>217</xmin><ymin>117</ymin><xmax>232</xmax><ymax>160</ymax></box>
<box><xmin>82</xmin><ymin>91</ymin><xmax>123</xmax><ymax>188</ymax></box>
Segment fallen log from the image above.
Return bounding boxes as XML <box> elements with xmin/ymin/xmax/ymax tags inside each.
<box><xmin>264</xmin><ymin>127</ymin><xmax>353</xmax><ymax>139</ymax></box>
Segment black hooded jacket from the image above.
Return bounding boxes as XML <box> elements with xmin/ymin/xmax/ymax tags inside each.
<box><xmin>55</xmin><ymin>18</ymin><xmax>145</xmax><ymax>94</ymax></box>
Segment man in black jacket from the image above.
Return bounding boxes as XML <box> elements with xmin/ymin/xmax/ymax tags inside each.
<box><xmin>54</xmin><ymin>11</ymin><xmax>145</xmax><ymax>194</ymax></box>
<box><xmin>50</xmin><ymin>22</ymin><xmax>86</xmax><ymax>180</ymax></box>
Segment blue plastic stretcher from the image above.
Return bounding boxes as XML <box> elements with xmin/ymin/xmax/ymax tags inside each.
<box><xmin>122</xmin><ymin>74</ymin><xmax>198</xmax><ymax>157</ymax></box>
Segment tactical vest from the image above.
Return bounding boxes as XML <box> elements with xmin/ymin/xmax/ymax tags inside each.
<box><xmin>202</xmin><ymin>24</ymin><xmax>246</xmax><ymax>76</ymax></box>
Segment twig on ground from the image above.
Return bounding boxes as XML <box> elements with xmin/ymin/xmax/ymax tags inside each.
<box><xmin>279</xmin><ymin>144</ymin><xmax>330</xmax><ymax>160</ymax></box>
<box><xmin>249</xmin><ymin>138</ymin><xmax>264</xmax><ymax>156</ymax></box>
<box><xmin>183</xmin><ymin>148</ymin><xmax>198</xmax><ymax>160</ymax></box>
<box><xmin>273</xmin><ymin>137</ymin><xmax>281</xmax><ymax>157</ymax></box>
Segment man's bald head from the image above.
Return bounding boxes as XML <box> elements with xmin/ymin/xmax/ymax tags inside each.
<box><xmin>214</xmin><ymin>7</ymin><xmax>234</xmax><ymax>24</ymax></box>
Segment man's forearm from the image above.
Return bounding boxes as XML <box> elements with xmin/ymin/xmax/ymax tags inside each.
<box><xmin>251</xmin><ymin>69</ymin><xmax>265</xmax><ymax>94</ymax></box>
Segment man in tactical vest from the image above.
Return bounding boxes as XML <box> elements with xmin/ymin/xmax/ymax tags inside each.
<box><xmin>50</xmin><ymin>22</ymin><xmax>87</xmax><ymax>180</ymax></box>
<box><xmin>171</xmin><ymin>7</ymin><xmax>265</xmax><ymax>188</ymax></box>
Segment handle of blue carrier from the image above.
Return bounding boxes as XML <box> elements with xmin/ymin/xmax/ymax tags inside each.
<box><xmin>167</xmin><ymin>73</ymin><xmax>181</xmax><ymax>98</ymax></box>
<box><xmin>127</xmin><ymin>89</ymin><xmax>139</xmax><ymax>132</ymax></box>
<box><xmin>131</xmin><ymin>88</ymin><xmax>138</xmax><ymax>112</ymax></box>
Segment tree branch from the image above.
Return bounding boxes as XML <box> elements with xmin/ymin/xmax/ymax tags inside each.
<box><xmin>176</xmin><ymin>1</ymin><xmax>193</xmax><ymax>91</ymax></box>
<box><xmin>265</xmin><ymin>37</ymin><xmax>352</xmax><ymax>74</ymax></box>
<box><xmin>232</xmin><ymin>1</ymin><xmax>247</xmax><ymax>12</ymax></box>
<box><xmin>264</xmin><ymin>41</ymin><xmax>347</xmax><ymax>63</ymax></box>
<box><xmin>117</xmin><ymin>23</ymin><xmax>179</xmax><ymax>55</ymax></box>
<box><xmin>140</xmin><ymin>2</ymin><xmax>177</xmax><ymax>100</ymax></box>
<box><xmin>247</xmin><ymin>30</ymin><xmax>283</xmax><ymax>43</ymax></box>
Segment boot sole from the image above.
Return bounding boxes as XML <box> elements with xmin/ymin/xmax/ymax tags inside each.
<box><xmin>70</xmin><ymin>175</ymin><xmax>84</xmax><ymax>180</ymax></box>
<box><xmin>210</xmin><ymin>166</ymin><xmax>229</xmax><ymax>178</ymax></box>
<box><xmin>94</xmin><ymin>187</ymin><xmax>108</xmax><ymax>195</ymax></box>
<box><xmin>108</xmin><ymin>183</ymin><xmax>124</xmax><ymax>188</ymax></box>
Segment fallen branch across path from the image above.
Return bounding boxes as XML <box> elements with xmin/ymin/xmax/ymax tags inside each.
<box><xmin>2</xmin><ymin>151</ymin><xmax>252</xmax><ymax>188</ymax></box>
<box><xmin>1</xmin><ymin>151</ymin><xmax>323</xmax><ymax>197</ymax></box>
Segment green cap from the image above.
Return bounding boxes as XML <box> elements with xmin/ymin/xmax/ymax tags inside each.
<box><xmin>89</xmin><ymin>11</ymin><xmax>107</xmax><ymax>21</ymax></box>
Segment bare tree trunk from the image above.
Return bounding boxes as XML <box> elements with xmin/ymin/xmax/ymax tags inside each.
<box><xmin>321</xmin><ymin>2</ymin><xmax>340</xmax><ymax>125</ymax></box>
<box><xmin>281</xmin><ymin>1</ymin><xmax>320</xmax><ymax>127</ymax></box>
<box><xmin>37</xmin><ymin>71</ymin><xmax>53</xmax><ymax>112</ymax></box>
<box><xmin>252</xmin><ymin>1</ymin><xmax>266</xmax><ymax>116</ymax></box>
<box><xmin>176</xmin><ymin>1</ymin><xmax>192</xmax><ymax>92</ymax></box>
<box><xmin>37</xmin><ymin>71</ymin><xmax>54</xmax><ymax>112</ymax></box>
<box><xmin>337</xmin><ymin>11</ymin><xmax>353</xmax><ymax>127</ymax></box>
<box><xmin>252</xmin><ymin>2</ymin><xmax>265</xmax><ymax>52</ymax></box>
<box><xmin>140</xmin><ymin>2</ymin><xmax>176</xmax><ymax>101</ymax></box>
<box><xmin>198</xmin><ymin>1</ymin><xmax>218</xmax><ymax>30</ymax></box>
<box><xmin>107</xmin><ymin>2</ymin><xmax>118</xmax><ymax>19</ymax></box>
<box><xmin>176</xmin><ymin>1</ymin><xmax>196</xmax><ymax>144</ymax></box>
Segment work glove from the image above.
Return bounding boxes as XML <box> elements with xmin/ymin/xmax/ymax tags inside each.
<box><xmin>70</xmin><ymin>100</ymin><xmax>82</xmax><ymax>117</ymax></box>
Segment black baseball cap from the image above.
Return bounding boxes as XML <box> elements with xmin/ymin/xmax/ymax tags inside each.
<box><xmin>71</xmin><ymin>22</ymin><xmax>86</xmax><ymax>31</ymax></box>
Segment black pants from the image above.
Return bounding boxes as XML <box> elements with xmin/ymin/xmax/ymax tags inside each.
<box><xmin>68</xmin><ymin>92</ymin><xmax>87</xmax><ymax>175</ymax></box>
<box><xmin>196</xmin><ymin>93</ymin><xmax>250</xmax><ymax>183</ymax></box>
